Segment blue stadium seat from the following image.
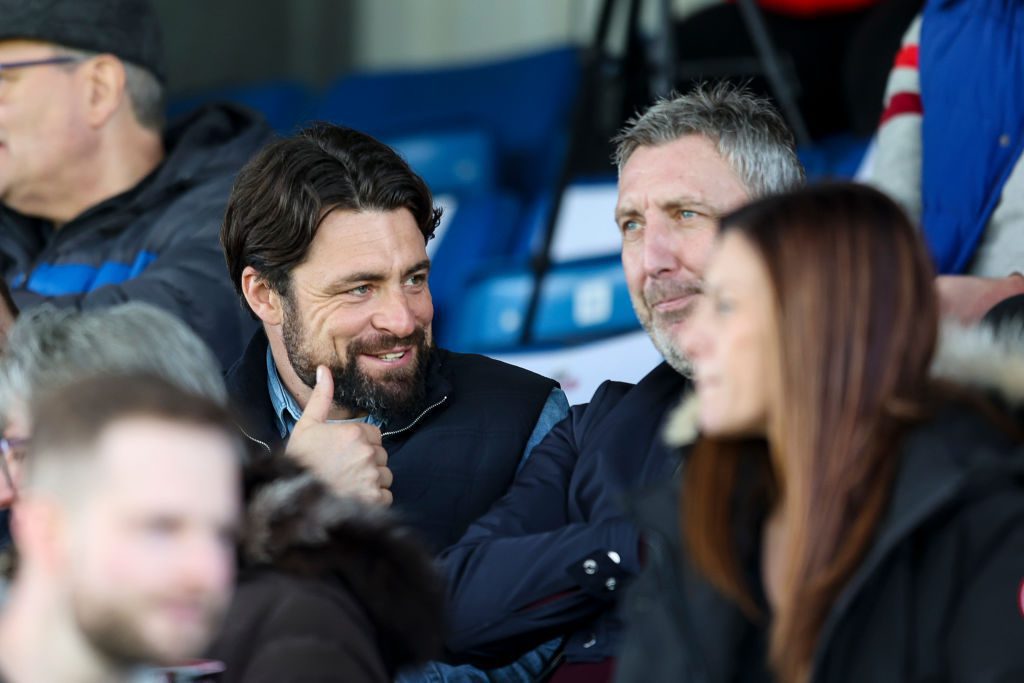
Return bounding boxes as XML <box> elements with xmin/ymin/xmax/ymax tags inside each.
<box><xmin>448</xmin><ymin>255</ymin><xmax>638</xmax><ymax>353</ymax></box>
<box><xmin>314</xmin><ymin>46</ymin><xmax>581</xmax><ymax>197</ymax></box>
<box><xmin>532</xmin><ymin>255</ymin><xmax>637</xmax><ymax>344</ymax></box>
<box><xmin>388</xmin><ymin>128</ymin><xmax>497</xmax><ymax>197</ymax></box>
<box><xmin>447</xmin><ymin>267</ymin><xmax>534</xmax><ymax>352</ymax></box>
<box><xmin>798</xmin><ymin>133</ymin><xmax>872</xmax><ymax>181</ymax></box>
<box><xmin>167</xmin><ymin>80</ymin><xmax>313</xmax><ymax>134</ymax></box>
<box><xmin>445</xmin><ymin>177</ymin><xmax>633</xmax><ymax>352</ymax></box>
<box><xmin>429</xmin><ymin>191</ymin><xmax>523</xmax><ymax>347</ymax></box>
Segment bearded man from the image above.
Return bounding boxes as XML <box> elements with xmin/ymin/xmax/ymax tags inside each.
<box><xmin>220</xmin><ymin>123</ymin><xmax>565</xmax><ymax>552</ymax></box>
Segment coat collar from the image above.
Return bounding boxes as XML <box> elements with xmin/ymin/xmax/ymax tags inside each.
<box><xmin>224</xmin><ymin>329</ymin><xmax>280</xmax><ymax>453</ymax></box>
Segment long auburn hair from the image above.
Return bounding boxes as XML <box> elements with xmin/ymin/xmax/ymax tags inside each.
<box><xmin>681</xmin><ymin>183</ymin><xmax>940</xmax><ymax>683</ymax></box>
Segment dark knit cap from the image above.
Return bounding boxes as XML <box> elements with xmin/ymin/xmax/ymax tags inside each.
<box><xmin>0</xmin><ymin>0</ymin><xmax>165</xmax><ymax>82</ymax></box>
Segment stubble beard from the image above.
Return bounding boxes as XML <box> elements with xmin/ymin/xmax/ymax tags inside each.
<box><xmin>71</xmin><ymin>590</ymin><xmax>223</xmax><ymax>668</ymax></box>
<box><xmin>635</xmin><ymin>279</ymin><xmax>702</xmax><ymax>378</ymax></box>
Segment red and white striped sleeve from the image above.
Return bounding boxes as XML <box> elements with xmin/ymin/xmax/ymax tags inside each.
<box><xmin>868</xmin><ymin>16</ymin><xmax>924</xmax><ymax>225</ymax></box>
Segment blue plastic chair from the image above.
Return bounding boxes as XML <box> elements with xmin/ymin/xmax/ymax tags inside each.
<box><xmin>388</xmin><ymin>128</ymin><xmax>497</xmax><ymax>197</ymax></box>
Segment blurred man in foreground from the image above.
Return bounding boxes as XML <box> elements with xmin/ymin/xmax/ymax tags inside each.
<box><xmin>0</xmin><ymin>374</ymin><xmax>242</xmax><ymax>683</ymax></box>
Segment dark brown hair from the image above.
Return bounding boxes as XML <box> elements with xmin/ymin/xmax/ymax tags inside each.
<box><xmin>682</xmin><ymin>183</ymin><xmax>938</xmax><ymax>682</ymax></box>
<box><xmin>221</xmin><ymin>123</ymin><xmax>443</xmax><ymax>309</ymax></box>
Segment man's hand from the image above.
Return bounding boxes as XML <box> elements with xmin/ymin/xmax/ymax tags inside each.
<box><xmin>936</xmin><ymin>273</ymin><xmax>1024</xmax><ymax>324</ymax></box>
<box><xmin>286</xmin><ymin>365</ymin><xmax>393</xmax><ymax>505</ymax></box>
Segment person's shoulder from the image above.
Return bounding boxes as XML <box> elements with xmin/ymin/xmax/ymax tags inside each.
<box><xmin>234</xmin><ymin>570</ymin><xmax>370</xmax><ymax>633</ymax></box>
<box><xmin>585</xmin><ymin>361</ymin><xmax>682</xmax><ymax>414</ymax></box>
<box><xmin>213</xmin><ymin>570</ymin><xmax>389</xmax><ymax>682</ymax></box>
<box><xmin>587</xmin><ymin>377</ymin><xmax>636</xmax><ymax>407</ymax></box>
<box><xmin>893</xmin><ymin>395</ymin><xmax>1024</xmax><ymax>558</ymax></box>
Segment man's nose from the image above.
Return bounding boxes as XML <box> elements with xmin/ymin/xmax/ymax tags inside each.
<box><xmin>371</xmin><ymin>288</ymin><xmax>417</xmax><ymax>338</ymax></box>
<box><xmin>180</xmin><ymin>532</ymin><xmax>234</xmax><ymax>594</ymax></box>
<box><xmin>643</xmin><ymin>216</ymin><xmax>681</xmax><ymax>277</ymax></box>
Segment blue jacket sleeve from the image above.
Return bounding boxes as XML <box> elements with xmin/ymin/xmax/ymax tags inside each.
<box><xmin>439</xmin><ymin>398</ymin><xmax>641</xmax><ymax>658</ymax></box>
<box><xmin>10</xmin><ymin>179</ymin><xmax>255</xmax><ymax>369</ymax></box>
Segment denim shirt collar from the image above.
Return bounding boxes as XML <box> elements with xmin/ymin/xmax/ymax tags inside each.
<box><xmin>266</xmin><ymin>348</ymin><xmax>378</xmax><ymax>438</ymax></box>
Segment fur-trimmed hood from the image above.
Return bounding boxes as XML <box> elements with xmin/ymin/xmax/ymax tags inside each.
<box><xmin>665</xmin><ymin>320</ymin><xmax>1024</xmax><ymax>448</ymax></box>
<box><xmin>242</xmin><ymin>467</ymin><xmax>445</xmax><ymax>670</ymax></box>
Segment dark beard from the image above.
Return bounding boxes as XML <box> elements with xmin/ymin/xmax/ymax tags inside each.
<box><xmin>282</xmin><ymin>302</ymin><xmax>431</xmax><ymax>425</ymax></box>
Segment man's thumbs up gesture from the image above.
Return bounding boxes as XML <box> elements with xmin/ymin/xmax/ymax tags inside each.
<box><xmin>286</xmin><ymin>365</ymin><xmax>393</xmax><ymax>505</ymax></box>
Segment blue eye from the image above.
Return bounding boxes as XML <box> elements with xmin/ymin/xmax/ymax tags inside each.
<box><xmin>620</xmin><ymin>219</ymin><xmax>642</xmax><ymax>240</ymax></box>
<box><xmin>406</xmin><ymin>273</ymin><xmax>427</xmax><ymax>286</ymax></box>
<box><xmin>680</xmin><ymin>210</ymin><xmax>698</xmax><ymax>220</ymax></box>
<box><xmin>348</xmin><ymin>285</ymin><xmax>371</xmax><ymax>296</ymax></box>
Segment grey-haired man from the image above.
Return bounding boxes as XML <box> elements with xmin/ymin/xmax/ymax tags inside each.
<box><xmin>437</xmin><ymin>83</ymin><xmax>804</xmax><ymax>679</ymax></box>
<box><xmin>0</xmin><ymin>0</ymin><xmax>271</xmax><ymax>368</ymax></box>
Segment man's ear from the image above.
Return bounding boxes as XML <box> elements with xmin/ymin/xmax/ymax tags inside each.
<box><xmin>241</xmin><ymin>266</ymin><xmax>284</xmax><ymax>326</ymax></box>
<box><xmin>79</xmin><ymin>54</ymin><xmax>126</xmax><ymax>129</ymax></box>
<box><xmin>10</xmin><ymin>497</ymin><xmax>68</xmax><ymax>575</ymax></box>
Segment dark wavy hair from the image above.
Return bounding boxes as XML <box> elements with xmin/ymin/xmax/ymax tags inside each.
<box><xmin>221</xmin><ymin>122</ymin><xmax>443</xmax><ymax>309</ymax></box>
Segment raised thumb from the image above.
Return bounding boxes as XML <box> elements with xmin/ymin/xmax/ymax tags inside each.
<box><xmin>299</xmin><ymin>365</ymin><xmax>334</xmax><ymax>424</ymax></box>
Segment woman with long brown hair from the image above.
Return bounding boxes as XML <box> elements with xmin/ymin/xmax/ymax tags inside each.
<box><xmin>615</xmin><ymin>183</ymin><xmax>1024</xmax><ymax>683</ymax></box>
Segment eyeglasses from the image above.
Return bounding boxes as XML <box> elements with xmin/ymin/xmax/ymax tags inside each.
<box><xmin>0</xmin><ymin>437</ymin><xmax>28</xmax><ymax>501</ymax></box>
<box><xmin>0</xmin><ymin>56</ymin><xmax>81</xmax><ymax>74</ymax></box>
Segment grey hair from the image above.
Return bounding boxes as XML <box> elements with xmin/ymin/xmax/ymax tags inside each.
<box><xmin>0</xmin><ymin>303</ymin><xmax>226</xmax><ymax>421</ymax></box>
<box><xmin>59</xmin><ymin>48</ymin><xmax>165</xmax><ymax>132</ymax></box>
<box><xmin>612</xmin><ymin>82</ymin><xmax>805</xmax><ymax>199</ymax></box>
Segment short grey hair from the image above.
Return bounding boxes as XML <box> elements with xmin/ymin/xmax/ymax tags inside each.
<box><xmin>0</xmin><ymin>303</ymin><xmax>226</xmax><ymax>421</ymax></box>
<box><xmin>612</xmin><ymin>82</ymin><xmax>805</xmax><ymax>199</ymax></box>
<box><xmin>60</xmin><ymin>48</ymin><xmax>165</xmax><ymax>132</ymax></box>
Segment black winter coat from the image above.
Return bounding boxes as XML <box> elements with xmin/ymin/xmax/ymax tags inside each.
<box><xmin>440</xmin><ymin>362</ymin><xmax>687</xmax><ymax>666</ymax></box>
<box><xmin>616</xmin><ymin>335</ymin><xmax>1024</xmax><ymax>683</ymax></box>
<box><xmin>206</xmin><ymin>471</ymin><xmax>445</xmax><ymax>682</ymax></box>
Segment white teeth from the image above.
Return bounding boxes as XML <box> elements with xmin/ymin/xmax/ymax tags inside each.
<box><xmin>376</xmin><ymin>352</ymin><xmax>404</xmax><ymax>361</ymax></box>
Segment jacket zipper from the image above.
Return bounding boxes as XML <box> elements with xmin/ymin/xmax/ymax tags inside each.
<box><xmin>381</xmin><ymin>395</ymin><xmax>448</xmax><ymax>438</ymax></box>
<box><xmin>237</xmin><ymin>424</ymin><xmax>272</xmax><ymax>454</ymax></box>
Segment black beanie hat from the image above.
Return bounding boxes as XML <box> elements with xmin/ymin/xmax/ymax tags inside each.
<box><xmin>0</xmin><ymin>0</ymin><xmax>165</xmax><ymax>82</ymax></box>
